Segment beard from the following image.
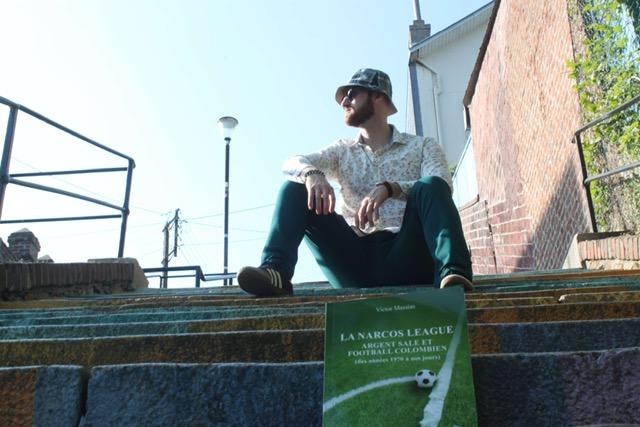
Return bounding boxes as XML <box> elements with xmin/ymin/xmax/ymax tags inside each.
<box><xmin>345</xmin><ymin>94</ymin><xmax>374</xmax><ymax>127</ymax></box>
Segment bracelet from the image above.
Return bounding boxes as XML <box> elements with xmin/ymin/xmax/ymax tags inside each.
<box><xmin>304</xmin><ymin>169</ymin><xmax>325</xmax><ymax>178</ymax></box>
<box><xmin>376</xmin><ymin>181</ymin><xmax>394</xmax><ymax>198</ymax></box>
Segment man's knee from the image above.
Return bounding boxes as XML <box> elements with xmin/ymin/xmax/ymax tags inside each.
<box><xmin>410</xmin><ymin>176</ymin><xmax>451</xmax><ymax>199</ymax></box>
<box><xmin>277</xmin><ymin>180</ymin><xmax>307</xmax><ymax>201</ymax></box>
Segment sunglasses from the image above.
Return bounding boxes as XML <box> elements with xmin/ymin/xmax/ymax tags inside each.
<box><xmin>344</xmin><ymin>88</ymin><xmax>367</xmax><ymax>102</ymax></box>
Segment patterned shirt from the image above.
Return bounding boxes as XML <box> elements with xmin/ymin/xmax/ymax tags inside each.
<box><xmin>282</xmin><ymin>125</ymin><xmax>452</xmax><ymax>234</ymax></box>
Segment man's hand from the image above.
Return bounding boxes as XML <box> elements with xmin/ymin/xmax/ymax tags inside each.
<box><xmin>355</xmin><ymin>184</ymin><xmax>390</xmax><ymax>230</ymax></box>
<box><xmin>306</xmin><ymin>174</ymin><xmax>335</xmax><ymax>215</ymax></box>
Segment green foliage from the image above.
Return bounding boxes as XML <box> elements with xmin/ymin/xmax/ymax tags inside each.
<box><xmin>568</xmin><ymin>0</ymin><xmax>640</xmax><ymax>231</ymax></box>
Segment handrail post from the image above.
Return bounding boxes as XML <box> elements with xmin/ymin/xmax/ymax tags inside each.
<box><xmin>0</xmin><ymin>106</ymin><xmax>18</xmax><ymax>219</ymax></box>
<box><xmin>118</xmin><ymin>158</ymin><xmax>135</xmax><ymax>258</ymax></box>
<box><xmin>574</xmin><ymin>132</ymin><xmax>598</xmax><ymax>233</ymax></box>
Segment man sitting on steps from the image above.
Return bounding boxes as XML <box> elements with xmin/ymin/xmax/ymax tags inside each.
<box><xmin>237</xmin><ymin>68</ymin><xmax>473</xmax><ymax>297</ymax></box>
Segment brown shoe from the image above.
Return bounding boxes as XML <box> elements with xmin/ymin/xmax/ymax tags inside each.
<box><xmin>440</xmin><ymin>274</ymin><xmax>473</xmax><ymax>292</ymax></box>
<box><xmin>237</xmin><ymin>266</ymin><xmax>293</xmax><ymax>297</ymax></box>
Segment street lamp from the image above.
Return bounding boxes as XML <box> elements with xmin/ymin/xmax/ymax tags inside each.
<box><xmin>217</xmin><ymin>116</ymin><xmax>238</xmax><ymax>286</ymax></box>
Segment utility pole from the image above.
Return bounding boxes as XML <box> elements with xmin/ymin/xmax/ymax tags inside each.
<box><xmin>160</xmin><ymin>209</ymin><xmax>180</xmax><ymax>288</ymax></box>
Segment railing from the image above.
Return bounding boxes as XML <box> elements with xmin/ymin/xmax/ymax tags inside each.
<box><xmin>0</xmin><ymin>96</ymin><xmax>135</xmax><ymax>257</ymax></box>
<box><xmin>143</xmin><ymin>265</ymin><xmax>236</xmax><ymax>288</ymax></box>
<box><xmin>572</xmin><ymin>93</ymin><xmax>640</xmax><ymax>233</ymax></box>
<box><xmin>451</xmin><ymin>133</ymin><xmax>479</xmax><ymax>208</ymax></box>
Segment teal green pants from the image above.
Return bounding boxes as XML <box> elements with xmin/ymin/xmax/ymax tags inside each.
<box><xmin>261</xmin><ymin>176</ymin><xmax>472</xmax><ymax>288</ymax></box>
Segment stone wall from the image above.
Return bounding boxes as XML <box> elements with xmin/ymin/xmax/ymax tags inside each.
<box><xmin>0</xmin><ymin>262</ymin><xmax>139</xmax><ymax>300</ymax></box>
<box><xmin>465</xmin><ymin>0</ymin><xmax>592</xmax><ymax>273</ymax></box>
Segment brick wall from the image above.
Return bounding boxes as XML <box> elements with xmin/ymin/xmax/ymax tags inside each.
<box><xmin>459</xmin><ymin>198</ymin><xmax>497</xmax><ymax>275</ymax></box>
<box><xmin>465</xmin><ymin>0</ymin><xmax>592</xmax><ymax>273</ymax></box>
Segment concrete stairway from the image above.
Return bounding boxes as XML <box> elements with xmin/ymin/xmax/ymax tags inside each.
<box><xmin>1</xmin><ymin>269</ymin><xmax>640</xmax><ymax>426</ymax></box>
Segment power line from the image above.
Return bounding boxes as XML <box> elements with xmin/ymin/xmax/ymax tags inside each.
<box><xmin>184</xmin><ymin>203</ymin><xmax>274</xmax><ymax>221</ymax></box>
<box><xmin>30</xmin><ymin>221</ymin><xmax>166</xmax><ymax>239</ymax></box>
<box><xmin>134</xmin><ymin>247</ymin><xmax>164</xmax><ymax>258</ymax></box>
<box><xmin>185</xmin><ymin>221</ymin><xmax>267</xmax><ymax>234</ymax></box>
<box><xmin>10</xmin><ymin>157</ymin><xmax>170</xmax><ymax>216</ymax></box>
<box><xmin>181</xmin><ymin>237</ymin><xmax>265</xmax><ymax>247</ymax></box>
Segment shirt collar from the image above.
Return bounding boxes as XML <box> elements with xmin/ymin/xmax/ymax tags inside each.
<box><xmin>355</xmin><ymin>125</ymin><xmax>406</xmax><ymax>146</ymax></box>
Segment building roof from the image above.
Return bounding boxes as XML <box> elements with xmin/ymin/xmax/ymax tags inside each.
<box><xmin>463</xmin><ymin>0</ymin><xmax>502</xmax><ymax>106</ymax></box>
<box><xmin>410</xmin><ymin>1</ymin><xmax>495</xmax><ymax>55</ymax></box>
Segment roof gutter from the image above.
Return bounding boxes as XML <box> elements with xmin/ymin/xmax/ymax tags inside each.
<box><xmin>408</xmin><ymin>58</ymin><xmax>424</xmax><ymax>136</ymax></box>
<box><xmin>409</xmin><ymin>56</ymin><xmax>444</xmax><ymax>144</ymax></box>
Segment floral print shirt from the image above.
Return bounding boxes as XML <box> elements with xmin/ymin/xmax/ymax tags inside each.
<box><xmin>282</xmin><ymin>125</ymin><xmax>452</xmax><ymax>233</ymax></box>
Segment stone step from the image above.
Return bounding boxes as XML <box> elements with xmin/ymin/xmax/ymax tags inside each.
<box><xmin>474</xmin><ymin>267</ymin><xmax>640</xmax><ymax>284</ymax></box>
<box><xmin>1</xmin><ymin>267</ymin><xmax>639</xmax><ymax>310</ymax></box>
<box><xmin>469</xmin><ymin>318</ymin><xmax>640</xmax><ymax>354</ymax></box>
<box><xmin>470</xmin><ymin>288</ymin><xmax>640</xmax><ymax>308</ymax></box>
<box><xmin>3</xmin><ymin>347</ymin><xmax>637</xmax><ymax>426</ymax></box>
<box><xmin>473</xmin><ymin>347</ymin><xmax>640</xmax><ymax>426</ymax></box>
<box><xmin>559</xmin><ymin>289</ymin><xmax>640</xmax><ymax>303</ymax></box>
<box><xmin>1</xmin><ymin>298</ymin><xmax>639</xmax><ymax>332</ymax></box>
<box><xmin>0</xmin><ymin>283</ymin><xmax>631</xmax><ymax>315</ymax></box>
<box><xmin>1</xmin><ymin>267</ymin><xmax>639</xmax><ymax>425</ymax></box>
<box><xmin>0</xmin><ymin>306</ymin><xmax>324</xmax><ymax>327</ymax></box>
<box><xmin>2</xmin><ymin>316</ymin><xmax>640</xmax><ymax>367</ymax></box>
<box><xmin>0</xmin><ymin>329</ymin><xmax>325</xmax><ymax>368</ymax></box>
<box><xmin>466</xmin><ymin>284</ymin><xmax>634</xmax><ymax>300</ymax></box>
<box><xmin>467</xmin><ymin>300</ymin><xmax>640</xmax><ymax>323</ymax></box>
<box><xmin>0</xmin><ymin>314</ymin><xmax>325</xmax><ymax>339</ymax></box>
<box><xmin>0</xmin><ymin>365</ymin><xmax>84</xmax><ymax>426</ymax></box>
<box><xmin>85</xmin><ymin>348</ymin><xmax>639</xmax><ymax>426</ymax></box>
<box><xmin>0</xmin><ymin>285</ymin><xmax>637</xmax><ymax>325</ymax></box>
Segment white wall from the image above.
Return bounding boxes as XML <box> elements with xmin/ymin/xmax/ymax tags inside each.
<box><xmin>413</xmin><ymin>22</ymin><xmax>487</xmax><ymax>166</ymax></box>
<box><xmin>406</xmin><ymin>5</ymin><xmax>491</xmax><ymax>167</ymax></box>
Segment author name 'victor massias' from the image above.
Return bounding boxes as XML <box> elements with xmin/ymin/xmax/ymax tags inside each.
<box><xmin>339</xmin><ymin>325</ymin><xmax>455</xmax><ymax>342</ymax></box>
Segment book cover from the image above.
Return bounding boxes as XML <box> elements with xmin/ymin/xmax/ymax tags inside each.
<box><xmin>322</xmin><ymin>287</ymin><xmax>477</xmax><ymax>426</ymax></box>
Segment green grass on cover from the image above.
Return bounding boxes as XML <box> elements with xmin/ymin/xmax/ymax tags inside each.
<box><xmin>323</xmin><ymin>330</ymin><xmax>477</xmax><ymax>426</ymax></box>
<box><xmin>323</xmin><ymin>380</ymin><xmax>429</xmax><ymax>426</ymax></box>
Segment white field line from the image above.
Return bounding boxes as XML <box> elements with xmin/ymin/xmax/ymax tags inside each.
<box><xmin>322</xmin><ymin>376</ymin><xmax>415</xmax><ymax>413</ymax></box>
<box><xmin>419</xmin><ymin>309</ymin><xmax>465</xmax><ymax>427</ymax></box>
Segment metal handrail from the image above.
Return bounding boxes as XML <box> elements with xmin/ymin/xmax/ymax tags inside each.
<box><xmin>143</xmin><ymin>265</ymin><xmax>236</xmax><ymax>288</ymax></box>
<box><xmin>572</xmin><ymin>93</ymin><xmax>640</xmax><ymax>232</ymax></box>
<box><xmin>0</xmin><ymin>96</ymin><xmax>136</xmax><ymax>257</ymax></box>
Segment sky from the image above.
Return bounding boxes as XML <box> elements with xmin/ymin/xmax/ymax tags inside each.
<box><xmin>0</xmin><ymin>0</ymin><xmax>491</xmax><ymax>287</ymax></box>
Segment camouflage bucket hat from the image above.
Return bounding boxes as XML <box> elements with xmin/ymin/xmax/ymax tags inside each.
<box><xmin>335</xmin><ymin>68</ymin><xmax>398</xmax><ymax>114</ymax></box>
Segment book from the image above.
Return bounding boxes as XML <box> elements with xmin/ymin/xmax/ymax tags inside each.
<box><xmin>322</xmin><ymin>287</ymin><xmax>477</xmax><ymax>426</ymax></box>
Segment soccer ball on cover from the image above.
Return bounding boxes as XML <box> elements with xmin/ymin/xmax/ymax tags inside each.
<box><xmin>414</xmin><ymin>369</ymin><xmax>438</xmax><ymax>389</ymax></box>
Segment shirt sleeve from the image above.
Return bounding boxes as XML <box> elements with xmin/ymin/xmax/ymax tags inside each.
<box><xmin>281</xmin><ymin>140</ymin><xmax>343</xmax><ymax>183</ymax></box>
<box><xmin>396</xmin><ymin>136</ymin><xmax>452</xmax><ymax>197</ymax></box>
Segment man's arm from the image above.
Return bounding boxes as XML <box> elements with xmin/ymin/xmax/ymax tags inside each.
<box><xmin>393</xmin><ymin>136</ymin><xmax>452</xmax><ymax>198</ymax></box>
<box><xmin>281</xmin><ymin>141</ymin><xmax>342</xmax><ymax>181</ymax></box>
<box><xmin>281</xmin><ymin>142</ymin><xmax>342</xmax><ymax>214</ymax></box>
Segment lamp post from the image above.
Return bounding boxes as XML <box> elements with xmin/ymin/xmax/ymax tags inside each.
<box><xmin>217</xmin><ymin>116</ymin><xmax>238</xmax><ymax>286</ymax></box>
